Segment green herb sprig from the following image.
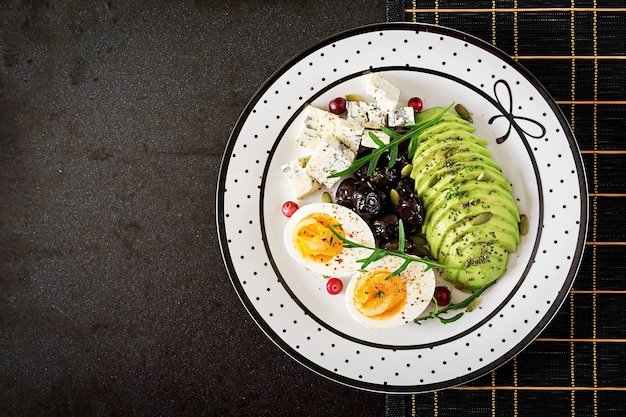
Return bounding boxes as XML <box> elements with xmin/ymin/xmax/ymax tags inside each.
<box><xmin>327</xmin><ymin>103</ymin><xmax>455</xmax><ymax>179</ymax></box>
<box><xmin>413</xmin><ymin>280</ymin><xmax>495</xmax><ymax>325</ymax></box>
<box><xmin>327</xmin><ymin>219</ymin><xmax>459</xmax><ymax>280</ymax></box>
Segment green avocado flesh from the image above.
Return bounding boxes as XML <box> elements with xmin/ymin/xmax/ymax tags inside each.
<box><xmin>410</xmin><ymin>108</ymin><xmax>521</xmax><ymax>291</ymax></box>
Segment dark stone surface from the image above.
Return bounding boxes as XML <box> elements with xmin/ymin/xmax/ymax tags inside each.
<box><xmin>0</xmin><ymin>1</ymin><xmax>387</xmax><ymax>416</ymax></box>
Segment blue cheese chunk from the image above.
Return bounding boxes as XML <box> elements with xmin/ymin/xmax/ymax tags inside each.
<box><xmin>280</xmin><ymin>156</ymin><xmax>321</xmax><ymax>200</ymax></box>
<box><xmin>345</xmin><ymin>101</ymin><xmax>387</xmax><ymax>129</ymax></box>
<box><xmin>365</xmin><ymin>73</ymin><xmax>400</xmax><ymax>112</ymax></box>
<box><xmin>388</xmin><ymin>107</ymin><xmax>416</xmax><ymax>127</ymax></box>
<box><xmin>305</xmin><ymin>136</ymin><xmax>356</xmax><ymax>188</ymax></box>
<box><xmin>296</xmin><ymin>106</ymin><xmax>363</xmax><ymax>153</ymax></box>
<box><xmin>361</xmin><ymin>129</ymin><xmax>391</xmax><ymax>148</ymax></box>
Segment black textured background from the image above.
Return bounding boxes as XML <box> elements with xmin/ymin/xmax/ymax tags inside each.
<box><xmin>0</xmin><ymin>1</ymin><xmax>388</xmax><ymax>416</ymax></box>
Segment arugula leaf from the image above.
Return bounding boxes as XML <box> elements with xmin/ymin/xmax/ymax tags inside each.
<box><xmin>327</xmin><ymin>219</ymin><xmax>458</xmax><ymax>279</ymax></box>
<box><xmin>413</xmin><ymin>280</ymin><xmax>496</xmax><ymax>325</ymax></box>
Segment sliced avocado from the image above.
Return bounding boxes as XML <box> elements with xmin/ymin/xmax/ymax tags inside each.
<box><xmin>415</xmin><ymin>163</ymin><xmax>512</xmax><ymax>197</ymax></box>
<box><xmin>418</xmin><ymin>161</ymin><xmax>509</xmax><ymax>211</ymax></box>
<box><xmin>414</xmin><ymin>107</ymin><xmax>459</xmax><ymax>124</ymax></box>
<box><xmin>438</xmin><ymin>214</ymin><xmax>521</xmax><ymax>259</ymax></box>
<box><xmin>413</xmin><ymin>136</ymin><xmax>491</xmax><ymax>167</ymax></box>
<box><xmin>426</xmin><ymin>155</ymin><xmax>512</xmax><ymax>190</ymax></box>
<box><xmin>418</xmin><ymin>166</ymin><xmax>514</xmax><ymax>203</ymax></box>
<box><xmin>414</xmin><ymin>158</ymin><xmax>508</xmax><ymax>197</ymax></box>
<box><xmin>412</xmin><ymin>150</ymin><xmax>501</xmax><ymax>188</ymax></box>
<box><xmin>428</xmin><ymin>207</ymin><xmax>520</xmax><ymax>260</ymax></box>
<box><xmin>425</xmin><ymin>180</ymin><xmax>520</xmax><ymax>223</ymax></box>
<box><xmin>419</xmin><ymin>121</ymin><xmax>476</xmax><ymax>138</ymax></box>
<box><xmin>423</xmin><ymin>189</ymin><xmax>520</xmax><ymax>241</ymax></box>
<box><xmin>414</xmin><ymin>106</ymin><xmax>475</xmax><ymax>127</ymax></box>
<box><xmin>443</xmin><ymin>243</ymin><xmax>509</xmax><ymax>290</ymax></box>
<box><xmin>425</xmin><ymin>190</ymin><xmax>520</xmax><ymax>235</ymax></box>
<box><xmin>425</xmin><ymin>189</ymin><xmax>520</xmax><ymax>247</ymax></box>
<box><xmin>415</xmin><ymin>129</ymin><xmax>489</xmax><ymax>153</ymax></box>
<box><xmin>409</xmin><ymin>114</ymin><xmax>521</xmax><ymax>291</ymax></box>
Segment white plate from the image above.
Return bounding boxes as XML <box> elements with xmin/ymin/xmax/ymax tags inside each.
<box><xmin>217</xmin><ymin>23</ymin><xmax>588</xmax><ymax>393</ymax></box>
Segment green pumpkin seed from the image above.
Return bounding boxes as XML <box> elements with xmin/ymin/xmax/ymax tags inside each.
<box><xmin>429</xmin><ymin>174</ymin><xmax>441</xmax><ymax>187</ymax></box>
<box><xmin>321</xmin><ymin>192</ymin><xmax>332</xmax><ymax>203</ymax></box>
<box><xmin>455</xmin><ymin>103</ymin><xmax>473</xmax><ymax>122</ymax></box>
<box><xmin>410</xmin><ymin>235</ymin><xmax>428</xmax><ymax>246</ymax></box>
<box><xmin>472</xmin><ymin>212</ymin><xmax>493</xmax><ymax>225</ymax></box>
<box><xmin>519</xmin><ymin>214</ymin><xmax>529</xmax><ymax>235</ymax></box>
<box><xmin>345</xmin><ymin>94</ymin><xmax>365</xmax><ymax>102</ymax></box>
<box><xmin>389</xmin><ymin>189</ymin><xmax>400</xmax><ymax>207</ymax></box>
<box><xmin>466</xmin><ymin>298</ymin><xmax>480</xmax><ymax>312</ymax></box>
<box><xmin>400</xmin><ymin>163</ymin><xmax>413</xmax><ymax>178</ymax></box>
<box><xmin>476</xmin><ymin>171</ymin><xmax>491</xmax><ymax>181</ymax></box>
<box><xmin>414</xmin><ymin>245</ymin><xmax>431</xmax><ymax>257</ymax></box>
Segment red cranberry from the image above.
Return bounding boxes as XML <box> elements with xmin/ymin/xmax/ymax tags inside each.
<box><xmin>408</xmin><ymin>97</ymin><xmax>423</xmax><ymax>112</ymax></box>
<box><xmin>433</xmin><ymin>286</ymin><xmax>451</xmax><ymax>306</ymax></box>
<box><xmin>328</xmin><ymin>97</ymin><xmax>346</xmax><ymax>115</ymax></box>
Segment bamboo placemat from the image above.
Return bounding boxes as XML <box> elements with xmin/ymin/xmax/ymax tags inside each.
<box><xmin>385</xmin><ymin>1</ymin><xmax>625</xmax><ymax>416</ymax></box>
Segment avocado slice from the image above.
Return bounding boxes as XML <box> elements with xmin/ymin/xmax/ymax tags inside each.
<box><xmin>412</xmin><ymin>151</ymin><xmax>501</xmax><ymax>189</ymax></box>
<box><xmin>441</xmin><ymin>224</ymin><xmax>519</xmax><ymax>266</ymax></box>
<box><xmin>415</xmin><ymin>162</ymin><xmax>512</xmax><ymax>197</ymax></box>
<box><xmin>428</xmin><ymin>206</ymin><xmax>520</xmax><ymax>260</ymax></box>
<box><xmin>418</xmin><ymin>161</ymin><xmax>510</xmax><ymax>212</ymax></box>
<box><xmin>418</xmin><ymin>121</ymin><xmax>476</xmax><ymax>138</ymax></box>
<box><xmin>443</xmin><ymin>242</ymin><xmax>509</xmax><ymax>290</ymax></box>
<box><xmin>424</xmin><ymin>180</ymin><xmax>519</xmax><ymax>223</ymax></box>
<box><xmin>424</xmin><ymin>189</ymin><xmax>521</xmax><ymax>243</ymax></box>
<box><xmin>434</xmin><ymin>210</ymin><xmax>521</xmax><ymax>260</ymax></box>
<box><xmin>410</xmin><ymin>107</ymin><xmax>522</xmax><ymax>291</ymax></box>
<box><xmin>414</xmin><ymin>107</ymin><xmax>471</xmax><ymax>125</ymax></box>
<box><xmin>413</xmin><ymin>136</ymin><xmax>492</xmax><ymax>168</ymax></box>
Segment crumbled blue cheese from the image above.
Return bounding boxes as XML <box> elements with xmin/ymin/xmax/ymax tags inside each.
<box><xmin>388</xmin><ymin>107</ymin><xmax>415</xmax><ymax>127</ymax></box>
<box><xmin>365</xmin><ymin>73</ymin><xmax>400</xmax><ymax>112</ymax></box>
<box><xmin>296</xmin><ymin>106</ymin><xmax>363</xmax><ymax>153</ymax></box>
<box><xmin>360</xmin><ymin>129</ymin><xmax>391</xmax><ymax>148</ymax></box>
<box><xmin>280</xmin><ymin>156</ymin><xmax>321</xmax><ymax>199</ymax></box>
<box><xmin>305</xmin><ymin>136</ymin><xmax>356</xmax><ymax>188</ymax></box>
<box><xmin>345</xmin><ymin>101</ymin><xmax>387</xmax><ymax>129</ymax></box>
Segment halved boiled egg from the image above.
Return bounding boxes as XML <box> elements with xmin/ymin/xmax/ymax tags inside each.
<box><xmin>345</xmin><ymin>256</ymin><xmax>435</xmax><ymax>329</ymax></box>
<box><xmin>283</xmin><ymin>202</ymin><xmax>375</xmax><ymax>277</ymax></box>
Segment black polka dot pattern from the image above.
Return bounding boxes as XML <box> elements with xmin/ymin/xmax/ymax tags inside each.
<box><xmin>217</xmin><ymin>24</ymin><xmax>587</xmax><ymax>393</ymax></box>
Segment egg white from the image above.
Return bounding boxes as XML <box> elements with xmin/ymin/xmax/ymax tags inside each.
<box><xmin>345</xmin><ymin>256</ymin><xmax>436</xmax><ymax>329</ymax></box>
<box><xmin>283</xmin><ymin>203</ymin><xmax>376</xmax><ymax>277</ymax></box>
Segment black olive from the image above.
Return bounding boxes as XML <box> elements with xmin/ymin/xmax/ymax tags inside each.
<box><xmin>397</xmin><ymin>196</ymin><xmax>425</xmax><ymax>228</ymax></box>
<box><xmin>354</xmin><ymin>188</ymin><xmax>385</xmax><ymax>219</ymax></box>
<box><xmin>335</xmin><ymin>178</ymin><xmax>357</xmax><ymax>209</ymax></box>
<box><xmin>370</xmin><ymin>213</ymin><xmax>399</xmax><ymax>241</ymax></box>
<box><xmin>384</xmin><ymin>151</ymin><xmax>409</xmax><ymax>172</ymax></box>
<box><xmin>354</xmin><ymin>164</ymin><xmax>399</xmax><ymax>192</ymax></box>
<box><xmin>395</xmin><ymin>177</ymin><xmax>416</xmax><ymax>198</ymax></box>
<box><xmin>380</xmin><ymin>238</ymin><xmax>416</xmax><ymax>254</ymax></box>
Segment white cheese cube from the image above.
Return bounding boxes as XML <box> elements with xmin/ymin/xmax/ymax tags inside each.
<box><xmin>333</xmin><ymin>118</ymin><xmax>363</xmax><ymax>153</ymax></box>
<box><xmin>296</xmin><ymin>106</ymin><xmax>333</xmax><ymax>150</ymax></box>
<box><xmin>296</xmin><ymin>106</ymin><xmax>363</xmax><ymax>152</ymax></box>
<box><xmin>388</xmin><ymin>107</ymin><xmax>416</xmax><ymax>127</ymax></box>
<box><xmin>361</xmin><ymin>129</ymin><xmax>391</xmax><ymax>148</ymax></box>
<box><xmin>305</xmin><ymin>137</ymin><xmax>356</xmax><ymax>189</ymax></box>
<box><xmin>280</xmin><ymin>156</ymin><xmax>321</xmax><ymax>200</ymax></box>
<box><xmin>365</xmin><ymin>73</ymin><xmax>400</xmax><ymax>112</ymax></box>
<box><xmin>345</xmin><ymin>101</ymin><xmax>387</xmax><ymax>129</ymax></box>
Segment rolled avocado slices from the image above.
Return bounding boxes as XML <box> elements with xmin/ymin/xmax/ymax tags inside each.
<box><xmin>410</xmin><ymin>106</ymin><xmax>521</xmax><ymax>291</ymax></box>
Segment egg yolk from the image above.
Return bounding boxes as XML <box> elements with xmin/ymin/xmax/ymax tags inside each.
<box><xmin>352</xmin><ymin>269</ymin><xmax>407</xmax><ymax>320</ymax></box>
<box><xmin>292</xmin><ymin>212</ymin><xmax>345</xmax><ymax>264</ymax></box>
